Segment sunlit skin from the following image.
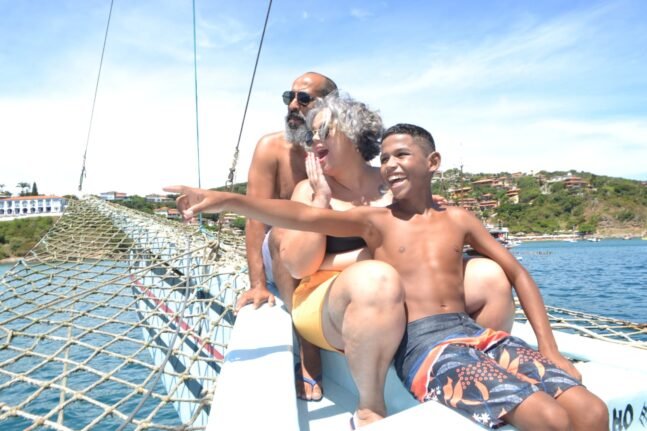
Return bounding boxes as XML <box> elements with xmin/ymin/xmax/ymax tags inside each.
<box><xmin>165</xmin><ymin>132</ymin><xmax>608</xmax><ymax>430</ymax></box>
<box><xmin>242</xmin><ymin>72</ymin><xmax>330</xmax><ymax>308</ymax></box>
<box><xmin>239</xmin><ymin>73</ymin><xmax>338</xmax><ymax>403</ymax></box>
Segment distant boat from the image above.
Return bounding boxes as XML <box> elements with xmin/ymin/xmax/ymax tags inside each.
<box><xmin>563</xmin><ymin>238</ymin><xmax>578</xmax><ymax>243</ymax></box>
<box><xmin>586</xmin><ymin>237</ymin><xmax>601</xmax><ymax>242</ymax></box>
<box><xmin>486</xmin><ymin>225</ymin><xmax>520</xmax><ymax>249</ymax></box>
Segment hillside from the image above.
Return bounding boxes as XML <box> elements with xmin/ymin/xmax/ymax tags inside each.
<box><xmin>433</xmin><ymin>170</ymin><xmax>647</xmax><ymax>236</ymax></box>
<box><xmin>2</xmin><ymin>171</ymin><xmax>644</xmax><ymax>262</ymax></box>
<box><xmin>211</xmin><ymin>170</ymin><xmax>646</xmax><ymax>236</ymax></box>
<box><xmin>0</xmin><ymin>216</ymin><xmax>56</xmax><ymax>261</ymax></box>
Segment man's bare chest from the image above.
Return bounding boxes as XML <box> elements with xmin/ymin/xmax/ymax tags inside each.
<box><xmin>275</xmin><ymin>156</ymin><xmax>307</xmax><ymax>199</ymax></box>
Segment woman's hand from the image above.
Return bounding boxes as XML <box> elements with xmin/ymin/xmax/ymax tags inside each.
<box><xmin>305</xmin><ymin>153</ymin><xmax>332</xmax><ymax>207</ymax></box>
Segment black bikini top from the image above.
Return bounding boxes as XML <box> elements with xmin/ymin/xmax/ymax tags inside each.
<box><xmin>325</xmin><ymin>235</ymin><xmax>367</xmax><ymax>253</ymax></box>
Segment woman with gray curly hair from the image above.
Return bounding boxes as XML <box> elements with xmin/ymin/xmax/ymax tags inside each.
<box><xmin>271</xmin><ymin>92</ymin><xmax>405</xmax><ymax>425</ymax></box>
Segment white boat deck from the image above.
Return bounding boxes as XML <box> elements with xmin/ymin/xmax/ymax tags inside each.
<box><xmin>208</xmin><ymin>302</ymin><xmax>647</xmax><ymax>430</ymax></box>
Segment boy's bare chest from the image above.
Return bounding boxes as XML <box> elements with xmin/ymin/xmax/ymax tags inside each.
<box><xmin>377</xmin><ymin>216</ymin><xmax>465</xmax><ymax>277</ymax></box>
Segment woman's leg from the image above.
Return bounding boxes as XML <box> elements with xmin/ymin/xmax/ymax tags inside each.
<box><xmin>268</xmin><ymin>228</ymin><xmax>299</xmax><ymax>310</ymax></box>
<box><xmin>321</xmin><ymin>260</ymin><xmax>406</xmax><ymax>426</ymax></box>
<box><xmin>463</xmin><ymin>257</ymin><xmax>515</xmax><ymax>332</ymax></box>
<box><xmin>269</xmin><ymin>229</ymin><xmax>324</xmax><ymax>400</ymax></box>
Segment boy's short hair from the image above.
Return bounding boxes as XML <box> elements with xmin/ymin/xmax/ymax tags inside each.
<box><xmin>383</xmin><ymin>123</ymin><xmax>436</xmax><ymax>153</ymax></box>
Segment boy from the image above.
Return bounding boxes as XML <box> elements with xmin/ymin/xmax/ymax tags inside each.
<box><xmin>164</xmin><ymin>123</ymin><xmax>608</xmax><ymax>430</ymax></box>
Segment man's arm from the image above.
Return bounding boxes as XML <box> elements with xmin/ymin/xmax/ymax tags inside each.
<box><xmin>244</xmin><ymin>136</ymin><xmax>278</xmax><ymax>297</ymax></box>
<box><xmin>462</xmin><ymin>209</ymin><xmax>582</xmax><ymax>380</ymax></box>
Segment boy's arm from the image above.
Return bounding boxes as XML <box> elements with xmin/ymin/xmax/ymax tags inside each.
<box><xmin>461</xmin><ymin>209</ymin><xmax>582</xmax><ymax>380</ymax></box>
<box><xmin>163</xmin><ymin>185</ymin><xmax>375</xmax><ymax>240</ymax></box>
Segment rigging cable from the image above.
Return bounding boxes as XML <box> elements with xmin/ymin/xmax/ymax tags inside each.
<box><xmin>225</xmin><ymin>0</ymin><xmax>273</xmax><ymax>190</ymax></box>
<box><xmin>192</xmin><ymin>0</ymin><xmax>204</xmax><ymax>226</ymax></box>
<box><xmin>78</xmin><ymin>0</ymin><xmax>115</xmax><ymax>192</ymax></box>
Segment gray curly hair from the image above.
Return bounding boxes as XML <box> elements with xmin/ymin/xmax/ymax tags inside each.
<box><xmin>306</xmin><ymin>93</ymin><xmax>383</xmax><ymax>161</ymax></box>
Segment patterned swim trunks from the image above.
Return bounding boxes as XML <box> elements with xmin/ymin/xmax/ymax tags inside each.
<box><xmin>396</xmin><ymin>313</ymin><xmax>581</xmax><ymax>428</ymax></box>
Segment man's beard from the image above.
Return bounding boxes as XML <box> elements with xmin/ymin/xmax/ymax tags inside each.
<box><xmin>284</xmin><ymin>112</ymin><xmax>308</xmax><ymax>146</ymax></box>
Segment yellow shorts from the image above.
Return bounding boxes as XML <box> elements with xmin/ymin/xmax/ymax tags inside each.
<box><xmin>292</xmin><ymin>270</ymin><xmax>341</xmax><ymax>352</ymax></box>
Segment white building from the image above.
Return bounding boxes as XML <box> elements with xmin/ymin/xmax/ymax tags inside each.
<box><xmin>145</xmin><ymin>194</ymin><xmax>169</xmax><ymax>203</ymax></box>
<box><xmin>0</xmin><ymin>196</ymin><xmax>67</xmax><ymax>220</ymax></box>
<box><xmin>99</xmin><ymin>191</ymin><xmax>127</xmax><ymax>201</ymax></box>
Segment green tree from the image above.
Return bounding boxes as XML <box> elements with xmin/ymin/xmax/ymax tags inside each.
<box><xmin>17</xmin><ymin>182</ymin><xmax>30</xmax><ymax>196</ymax></box>
<box><xmin>31</xmin><ymin>182</ymin><xmax>39</xmax><ymax>196</ymax></box>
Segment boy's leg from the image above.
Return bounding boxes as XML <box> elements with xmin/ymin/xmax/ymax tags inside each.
<box><xmin>410</xmin><ymin>340</ymin><xmax>553</xmax><ymax>429</ymax></box>
<box><xmin>463</xmin><ymin>257</ymin><xmax>515</xmax><ymax>332</ymax></box>
<box><xmin>502</xmin><ymin>391</ymin><xmax>571</xmax><ymax>431</ymax></box>
<box><xmin>321</xmin><ymin>260</ymin><xmax>406</xmax><ymax>427</ymax></box>
<box><xmin>554</xmin><ymin>386</ymin><xmax>609</xmax><ymax>431</ymax></box>
<box><xmin>488</xmin><ymin>334</ymin><xmax>604</xmax><ymax>431</ymax></box>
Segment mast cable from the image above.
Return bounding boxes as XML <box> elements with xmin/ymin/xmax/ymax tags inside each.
<box><xmin>78</xmin><ymin>0</ymin><xmax>115</xmax><ymax>192</ymax></box>
<box><xmin>226</xmin><ymin>0</ymin><xmax>273</xmax><ymax>190</ymax></box>
<box><xmin>192</xmin><ymin>0</ymin><xmax>204</xmax><ymax>226</ymax></box>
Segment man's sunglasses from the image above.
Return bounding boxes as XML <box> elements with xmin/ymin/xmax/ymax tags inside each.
<box><xmin>282</xmin><ymin>91</ymin><xmax>316</xmax><ymax>106</ymax></box>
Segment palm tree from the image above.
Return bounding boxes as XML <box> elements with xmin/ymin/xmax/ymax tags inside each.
<box><xmin>17</xmin><ymin>182</ymin><xmax>30</xmax><ymax>196</ymax></box>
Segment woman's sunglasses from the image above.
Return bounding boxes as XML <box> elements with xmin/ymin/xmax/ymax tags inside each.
<box><xmin>304</xmin><ymin>123</ymin><xmax>330</xmax><ymax>147</ymax></box>
<box><xmin>282</xmin><ymin>91</ymin><xmax>316</xmax><ymax>106</ymax></box>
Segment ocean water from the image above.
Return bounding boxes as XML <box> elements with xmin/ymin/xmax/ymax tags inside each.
<box><xmin>1</xmin><ymin>239</ymin><xmax>645</xmax><ymax>324</ymax></box>
<box><xmin>0</xmin><ymin>238</ymin><xmax>645</xmax><ymax>428</ymax></box>
<box><xmin>508</xmin><ymin>238</ymin><xmax>646</xmax><ymax>323</ymax></box>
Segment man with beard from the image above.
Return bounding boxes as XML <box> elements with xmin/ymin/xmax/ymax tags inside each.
<box><xmin>233</xmin><ymin>72</ymin><xmax>515</xmax><ymax>404</ymax></box>
<box><xmin>236</xmin><ymin>72</ymin><xmax>337</xmax><ymax>311</ymax></box>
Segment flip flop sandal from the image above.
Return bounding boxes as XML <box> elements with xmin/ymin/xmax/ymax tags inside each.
<box><xmin>350</xmin><ymin>412</ymin><xmax>359</xmax><ymax>429</ymax></box>
<box><xmin>295</xmin><ymin>362</ymin><xmax>324</xmax><ymax>401</ymax></box>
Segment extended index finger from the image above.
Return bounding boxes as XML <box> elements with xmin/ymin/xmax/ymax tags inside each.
<box><xmin>163</xmin><ymin>185</ymin><xmax>186</xmax><ymax>194</ymax></box>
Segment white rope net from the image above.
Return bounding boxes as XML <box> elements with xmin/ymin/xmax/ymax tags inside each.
<box><xmin>515</xmin><ymin>301</ymin><xmax>646</xmax><ymax>348</ymax></box>
<box><xmin>0</xmin><ymin>196</ymin><xmax>247</xmax><ymax>430</ymax></box>
<box><xmin>1</xmin><ymin>197</ymin><xmax>644</xmax><ymax>430</ymax></box>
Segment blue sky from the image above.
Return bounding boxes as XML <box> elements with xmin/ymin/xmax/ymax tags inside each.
<box><xmin>1</xmin><ymin>0</ymin><xmax>646</xmax><ymax>196</ymax></box>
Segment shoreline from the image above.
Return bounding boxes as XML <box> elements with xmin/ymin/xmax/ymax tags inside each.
<box><xmin>0</xmin><ymin>257</ymin><xmax>21</xmax><ymax>265</ymax></box>
<box><xmin>510</xmin><ymin>233</ymin><xmax>644</xmax><ymax>242</ymax></box>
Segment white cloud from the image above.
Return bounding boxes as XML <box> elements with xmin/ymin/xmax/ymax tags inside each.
<box><xmin>350</xmin><ymin>8</ymin><xmax>372</xmax><ymax>20</ymax></box>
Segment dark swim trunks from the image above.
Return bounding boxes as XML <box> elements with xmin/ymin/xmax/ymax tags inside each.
<box><xmin>394</xmin><ymin>313</ymin><xmax>581</xmax><ymax>428</ymax></box>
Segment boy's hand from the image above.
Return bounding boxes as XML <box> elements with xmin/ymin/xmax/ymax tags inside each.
<box><xmin>163</xmin><ymin>185</ymin><xmax>224</xmax><ymax>222</ymax></box>
<box><xmin>544</xmin><ymin>351</ymin><xmax>582</xmax><ymax>382</ymax></box>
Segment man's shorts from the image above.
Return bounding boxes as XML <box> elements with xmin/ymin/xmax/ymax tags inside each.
<box><xmin>261</xmin><ymin>230</ymin><xmax>279</xmax><ymax>296</ymax></box>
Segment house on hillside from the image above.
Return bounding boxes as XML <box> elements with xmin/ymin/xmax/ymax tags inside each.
<box><xmin>506</xmin><ymin>188</ymin><xmax>520</xmax><ymax>204</ymax></box>
<box><xmin>154</xmin><ymin>207</ymin><xmax>181</xmax><ymax>220</ymax></box>
<box><xmin>145</xmin><ymin>194</ymin><xmax>169</xmax><ymax>203</ymax></box>
<box><xmin>562</xmin><ymin>175</ymin><xmax>589</xmax><ymax>190</ymax></box>
<box><xmin>471</xmin><ymin>178</ymin><xmax>496</xmax><ymax>187</ymax></box>
<box><xmin>100</xmin><ymin>191</ymin><xmax>128</xmax><ymax>201</ymax></box>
